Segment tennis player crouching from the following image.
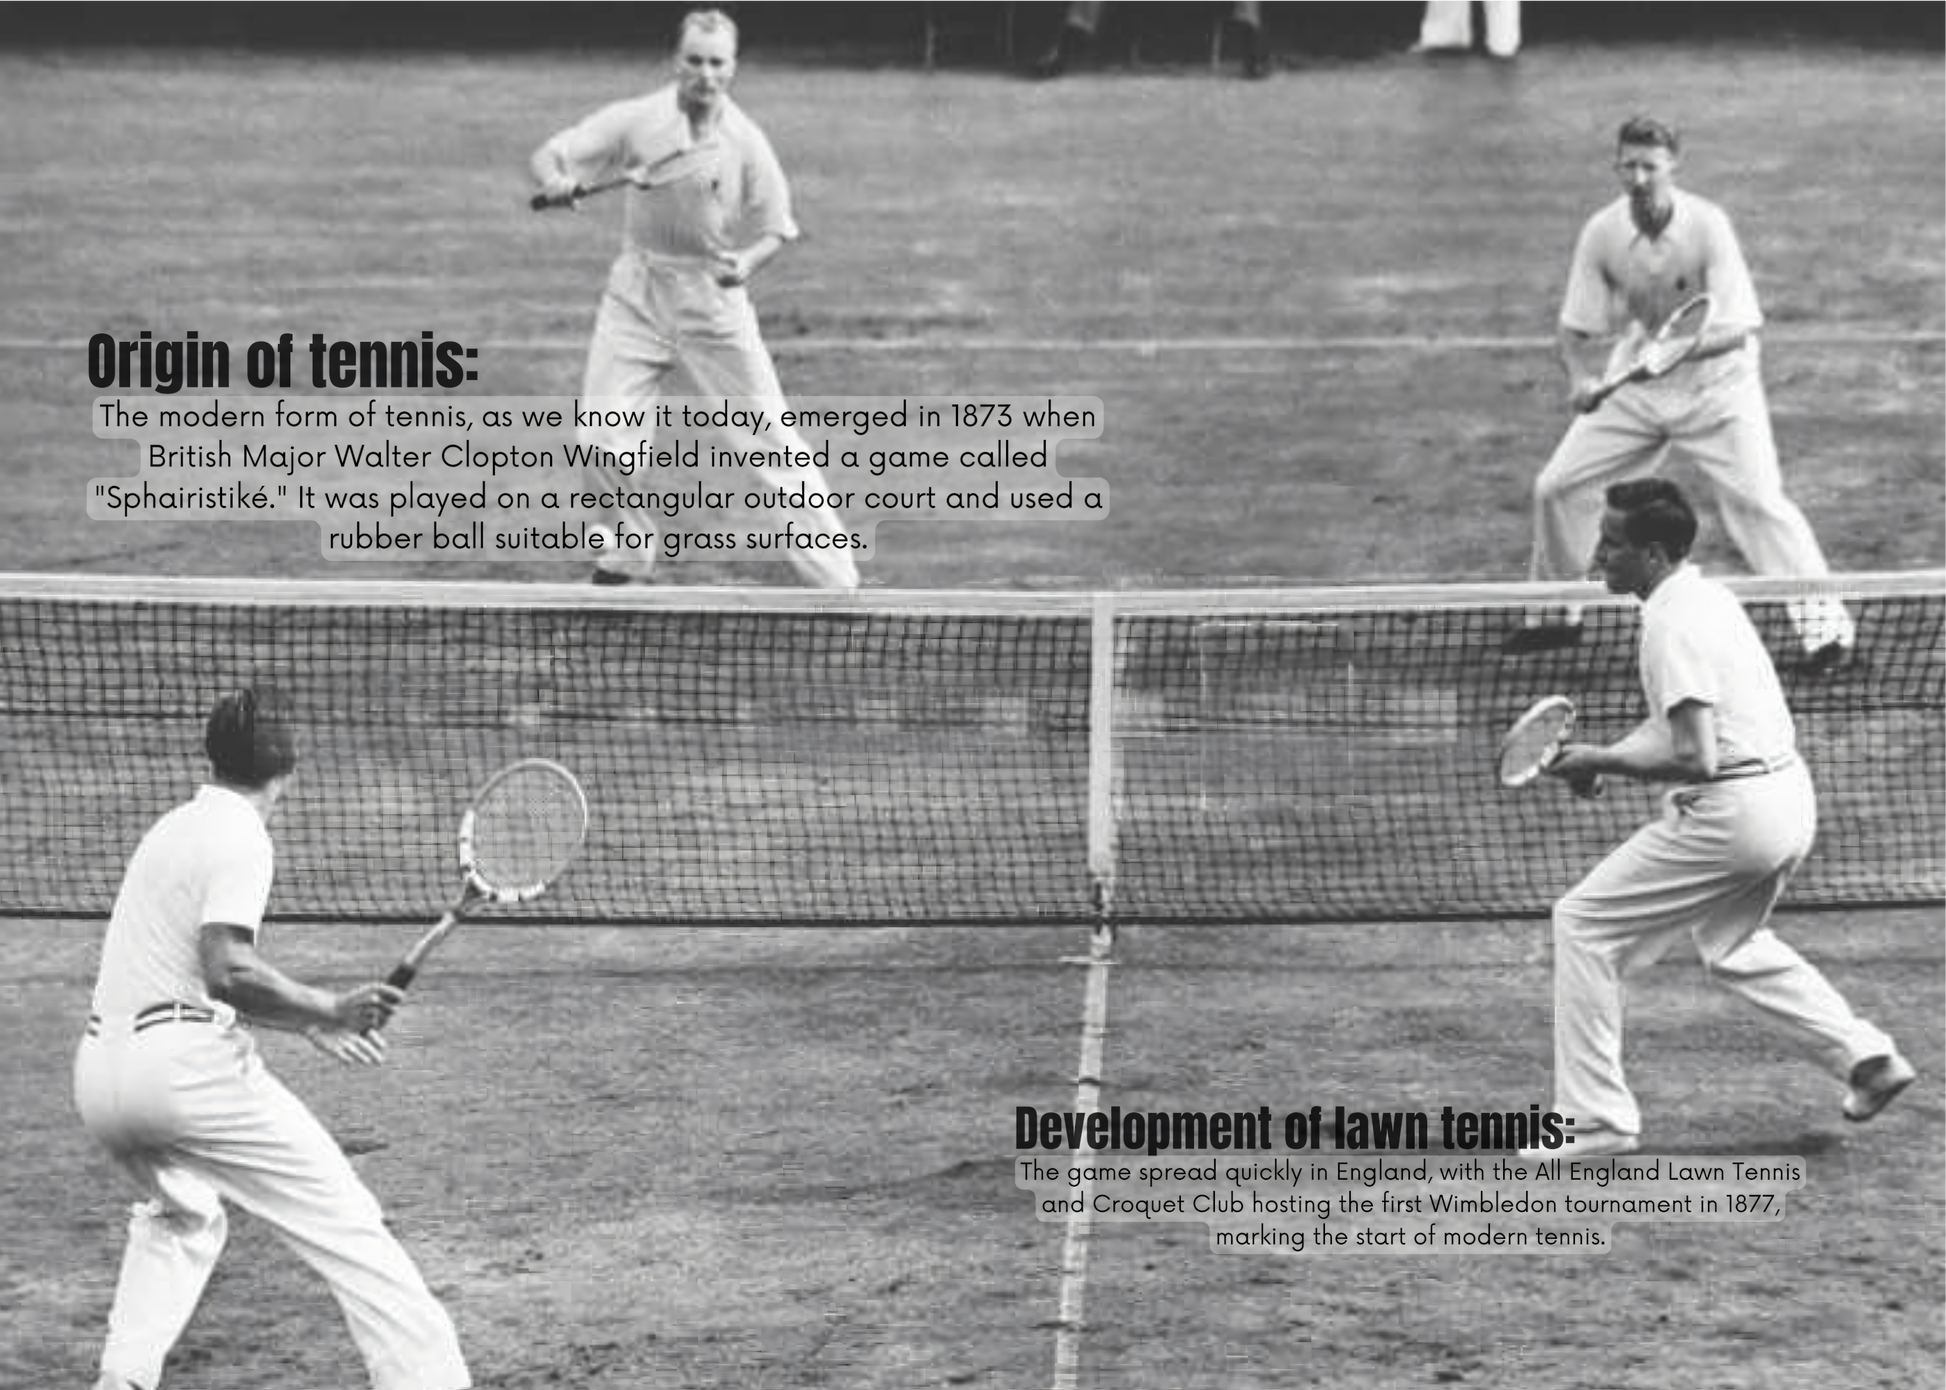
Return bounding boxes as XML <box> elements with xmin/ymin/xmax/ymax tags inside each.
<box><xmin>1508</xmin><ymin>115</ymin><xmax>1853</xmax><ymax>670</ymax></box>
<box><xmin>73</xmin><ymin>689</ymin><xmax>470</xmax><ymax>1390</ymax></box>
<box><xmin>1524</xmin><ymin>480</ymin><xmax>1913</xmax><ymax>1159</ymax></box>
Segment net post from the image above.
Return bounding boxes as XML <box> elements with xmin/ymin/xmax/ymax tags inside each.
<box><xmin>1085</xmin><ymin>593</ymin><xmax>1118</xmax><ymax>949</ymax></box>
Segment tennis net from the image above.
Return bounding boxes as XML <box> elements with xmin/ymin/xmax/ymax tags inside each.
<box><xmin>3</xmin><ymin>572</ymin><xmax>1939</xmax><ymax>924</ymax></box>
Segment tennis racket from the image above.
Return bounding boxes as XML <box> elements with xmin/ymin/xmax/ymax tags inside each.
<box><xmin>1496</xmin><ymin>695</ymin><xmax>1579</xmax><ymax>788</ymax></box>
<box><xmin>529</xmin><ymin>145</ymin><xmax>718</xmax><ymax>210</ymax></box>
<box><xmin>1580</xmin><ymin>292</ymin><xmax>1715</xmax><ymax>411</ymax></box>
<box><xmin>384</xmin><ymin>759</ymin><xmax>589</xmax><ymax>992</ymax></box>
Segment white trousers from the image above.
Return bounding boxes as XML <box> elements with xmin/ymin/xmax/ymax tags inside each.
<box><xmin>1418</xmin><ymin>0</ymin><xmax>1521</xmax><ymax>57</ymax></box>
<box><xmin>1548</xmin><ymin>763</ymin><xmax>1895</xmax><ymax>1135</ymax></box>
<box><xmin>579</xmin><ymin>252</ymin><xmax>859</xmax><ymax>589</ymax></box>
<box><xmin>73</xmin><ymin>1021</ymin><xmax>470</xmax><ymax>1390</ymax></box>
<box><xmin>1528</xmin><ymin>367</ymin><xmax>1853</xmax><ymax>650</ymax></box>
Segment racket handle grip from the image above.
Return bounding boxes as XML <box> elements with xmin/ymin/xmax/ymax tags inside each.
<box><xmin>386</xmin><ymin>962</ymin><xmax>419</xmax><ymax>991</ymax></box>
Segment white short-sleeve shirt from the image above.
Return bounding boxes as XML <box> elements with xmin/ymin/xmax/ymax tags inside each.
<box><xmin>89</xmin><ymin>784</ymin><xmax>274</xmax><ymax>1019</ymax></box>
<box><xmin>1638</xmin><ymin>564</ymin><xmax>1797</xmax><ymax>770</ymax></box>
<box><xmin>1559</xmin><ymin>188</ymin><xmax>1764</xmax><ymax>391</ymax></box>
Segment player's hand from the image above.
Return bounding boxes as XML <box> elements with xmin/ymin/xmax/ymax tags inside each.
<box><xmin>1569</xmin><ymin>378</ymin><xmax>1606</xmax><ymax>414</ymax></box>
<box><xmin>535</xmin><ymin>176</ymin><xmax>584</xmax><ymax>209</ymax></box>
<box><xmin>303</xmin><ymin>1022</ymin><xmax>389</xmax><ymax>1066</ymax></box>
<box><xmin>1565</xmin><ymin>769</ymin><xmax>1607</xmax><ymax>799</ymax></box>
<box><xmin>712</xmin><ymin>250</ymin><xmax>750</xmax><ymax>287</ymax></box>
<box><xmin>1546</xmin><ymin>743</ymin><xmax>1608</xmax><ymax>800</ymax></box>
<box><xmin>332</xmin><ymin>982</ymin><xmax>404</xmax><ymax>1035</ymax></box>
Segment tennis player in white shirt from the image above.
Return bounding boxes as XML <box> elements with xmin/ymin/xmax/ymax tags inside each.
<box><xmin>74</xmin><ymin>688</ymin><xmax>470</xmax><ymax>1390</ymax></box>
<box><xmin>1510</xmin><ymin>116</ymin><xmax>1853</xmax><ymax>669</ymax></box>
<box><xmin>1524</xmin><ymin>479</ymin><xmax>1912</xmax><ymax>1158</ymax></box>
<box><xmin>530</xmin><ymin>7</ymin><xmax>860</xmax><ymax>589</ymax></box>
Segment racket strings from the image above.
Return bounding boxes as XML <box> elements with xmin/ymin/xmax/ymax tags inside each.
<box><xmin>1498</xmin><ymin>703</ymin><xmax>1576</xmax><ymax>785</ymax></box>
<box><xmin>1639</xmin><ymin>339</ymin><xmax>1689</xmax><ymax>374</ymax></box>
<box><xmin>1642</xmin><ymin>296</ymin><xmax>1712</xmax><ymax>373</ymax></box>
<box><xmin>469</xmin><ymin>770</ymin><xmax>587</xmax><ymax>893</ymax></box>
<box><xmin>1498</xmin><ymin>725</ymin><xmax>1561</xmax><ymax>780</ymax></box>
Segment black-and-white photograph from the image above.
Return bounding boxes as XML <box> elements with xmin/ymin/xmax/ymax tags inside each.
<box><xmin>5</xmin><ymin>4</ymin><xmax>1941</xmax><ymax>1387</ymax></box>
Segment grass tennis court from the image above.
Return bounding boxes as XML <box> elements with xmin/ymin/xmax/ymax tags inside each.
<box><xmin>3</xmin><ymin>26</ymin><xmax>1941</xmax><ymax>1390</ymax></box>
<box><xmin>8</xmin><ymin>918</ymin><xmax>1940</xmax><ymax>1388</ymax></box>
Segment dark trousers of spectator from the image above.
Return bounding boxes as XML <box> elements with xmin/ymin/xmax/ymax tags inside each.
<box><xmin>1043</xmin><ymin>0</ymin><xmax>1268</xmax><ymax>75</ymax></box>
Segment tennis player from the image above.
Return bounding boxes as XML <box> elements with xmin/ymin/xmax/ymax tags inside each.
<box><xmin>1522</xmin><ymin>480</ymin><xmax>1912</xmax><ymax>1158</ymax></box>
<box><xmin>1509</xmin><ymin>116</ymin><xmax>1854</xmax><ymax>671</ymax></box>
<box><xmin>530</xmin><ymin>7</ymin><xmax>860</xmax><ymax>589</ymax></box>
<box><xmin>74</xmin><ymin>689</ymin><xmax>471</xmax><ymax>1390</ymax></box>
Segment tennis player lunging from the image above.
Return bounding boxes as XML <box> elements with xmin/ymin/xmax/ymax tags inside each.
<box><xmin>530</xmin><ymin>7</ymin><xmax>860</xmax><ymax>589</ymax></box>
<box><xmin>74</xmin><ymin>689</ymin><xmax>470</xmax><ymax>1390</ymax></box>
<box><xmin>1519</xmin><ymin>480</ymin><xmax>1912</xmax><ymax>1159</ymax></box>
<box><xmin>1509</xmin><ymin>116</ymin><xmax>1853</xmax><ymax>671</ymax></box>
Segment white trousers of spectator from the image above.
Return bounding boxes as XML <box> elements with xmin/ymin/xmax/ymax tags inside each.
<box><xmin>1418</xmin><ymin>0</ymin><xmax>1521</xmax><ymax>57</ymax></box>
<box><xmin>1548</xmin><ymin>763</ymin><xmax>1895</xmax><ymax>1136</ymax></box>
<box><xmin>1527</xmin><ymin>363</ymin><xmax>1853</xmax><ymax>651</ymax></box>
<box><xmin>74</xmin><ymin>1020</ymin><xmax>471</xmax><ymax>1390</ymax></box>
<box><xmin>579</xmin><ymin>251</ymin><xmax>859</xmax><ymax>589</ymax></box>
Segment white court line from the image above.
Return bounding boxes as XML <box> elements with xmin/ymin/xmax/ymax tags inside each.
<box><xmin>1052</xmin><ymin>920</ymin><xmax>1117</xmax><ymax>1390</ymax></box>
<box><xmin>544</xmin><ymin>329</ymin><xmax>1946</xmax><ymax>355</ymax></box>
<box><xmin>1051</xmin><ymin>599</ymin><xmax>1122</xmax><ymax>1390</ymax></box>
<box><xmin>13</xmin><ymin>330</ymin><xmax>1943</xmax><ymax>355</ymax></box>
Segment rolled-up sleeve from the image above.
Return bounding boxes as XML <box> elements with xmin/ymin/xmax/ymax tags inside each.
<box><xmin>738</xmin><ymin>124</ymin><xmax>800</xmax><ymax>243</ymax></box>
<box><xmin>544</xmin><ymin>99</ymin><xmax>640</xmax><ymax>190</ymax></box>
<box><xmin>1558</xmin><ymin>213</ymin><xmax>1616</xmax><ymax>337</ymax></box>
<box><xmin>1702</xmin><ymin>207</ymin><xmax>1763</xmax><ymax>333</ymax></box>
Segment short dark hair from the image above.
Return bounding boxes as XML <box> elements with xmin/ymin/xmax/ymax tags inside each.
<box><xmin>205</xmin><ymin>687</ymin><xmax>298</xmax><ymax>787</ymax></box>
<box><xmin>1606</xmin><ymin>478</ymin><xmax>1697</xmax><ymax>560</ymax></box>
<box><xmin>1616</xmin><ymin>115</ymin><xmax>1680</xmax><ymax>155</ymax></box>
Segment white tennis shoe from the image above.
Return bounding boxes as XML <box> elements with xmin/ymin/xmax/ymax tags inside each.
<box><xmin>1518</xmin><ymin>1127</ymin><xmax>1640</xmax><ymax>1162</ymax></box>
<box><xmin>1843</xmin><ymin>1052</ymin><xmax>1916</xmax><ymax>1123</ymax></box>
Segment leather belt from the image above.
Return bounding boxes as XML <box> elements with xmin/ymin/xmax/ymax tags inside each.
<box><xmin>84</xmin><ymin>1001</ymin><xmax>219</xmax><ymax>1037</ymax></box>
<box><xmin>1711</xmin><ymin>752</ymin><xmax>1800</xmax><ymax>783</ymax></box>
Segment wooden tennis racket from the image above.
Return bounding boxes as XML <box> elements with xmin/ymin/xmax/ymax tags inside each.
<box><xmin>385</xmin><ymin>759</ymin><xmax>589</xmax><ymax>992</ymax></box>
<box><xmin>529</xmin><ymin>144</ymin><xmax>718</xmax><ymax>210</ymax></box>
<box><xmin>1497</xmin><ymin>696</ymin><xmax>1605</xmax><ymax>799</ymax></box>
<box><xmin>1497</xmin><ymin>695</ymin><xmax>1579</xmax><ymax>788</ymax></box>
<box><xmin>1581</xmin><ymin>292</ymin><xmax>1715</xmax><ymax>411</ymax></box>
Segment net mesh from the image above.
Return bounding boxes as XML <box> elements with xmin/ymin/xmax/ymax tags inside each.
<box><xmin>4</xmin><ymin>574</ymin><xmax>1939</xmax><ymax>925</ymax></box>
